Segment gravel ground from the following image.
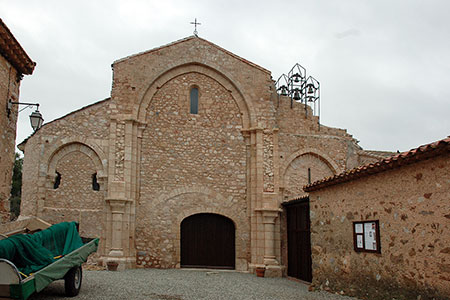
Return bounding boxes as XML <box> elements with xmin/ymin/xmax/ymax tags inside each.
<box><xmin>31</xmin><ymin>269</ymin><xmax>360</xmax><ymax>300</ymax></box>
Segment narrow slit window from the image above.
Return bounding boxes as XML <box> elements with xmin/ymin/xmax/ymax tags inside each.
<box><xmin>54</xmin><ymin>171</ymin><xmax>61</xmax><ymax>189</ymax></box>
<box><xmin>92</xmin><ymin>173</ymin><xmax>100</xmax><ymax>191</ymax></box>
<box><xmin>308</xmin><ymin>168</ymin><xmax>311</xmax><ymax>184</ymax></box>
<box><xmin>190</xmin><ymin>87</ymin><xmax>198</xmax><ymax>114</ymax></box>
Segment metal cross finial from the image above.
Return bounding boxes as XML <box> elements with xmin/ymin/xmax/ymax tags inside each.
<box><xmin>190</xmin><ymin>18</ymin><xmax>201</xmax><ymax>36</ymax></box>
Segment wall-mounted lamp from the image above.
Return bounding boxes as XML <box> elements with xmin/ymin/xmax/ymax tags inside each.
<box><xmin>7</xmin><ymin>100</ymin><xmax>44</xmax><ymax>131</ymax></box>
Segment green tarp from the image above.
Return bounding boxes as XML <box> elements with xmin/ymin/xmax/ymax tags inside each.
<box><xmin>33</xmin><ymin>238</ymin><xmax>98</xmax><ymax>292</ymax></box>
<box><xmin>0</xmin><ymin>221</ymin><xmax>84</xmax><ymax>275</ymax></box>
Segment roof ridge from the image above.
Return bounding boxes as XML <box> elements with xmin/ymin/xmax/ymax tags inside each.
<box><xmin>195</xmin><ymin>37</ymin><xmax>270</xmax><ymax>74</ymax></box>
<box><xmin>113</xmin><ymin>36</ymin><xmax>196</xmax><ymax>64</ymax></box>
<box><xmin>113</xmin><ymin>35</ymin><xmax>271</xmax><ymax>74</ymax></box>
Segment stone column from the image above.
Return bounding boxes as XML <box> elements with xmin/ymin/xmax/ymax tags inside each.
<box><xmin>260</xmin><ymin>209</ymin><xmax>280</xmax><ymax>264</ymax></box>
<box><xmin>107</xmin><ymin>198</ymin><xmax>127</xmax><ymax>257</ymax></box>
<box><xmin>257</xmin><ymin>208</ymin><xmax>283</xmax><ymax>277</ymax></box>
<box><xmin>262</xmin><ymin>210</ymin><xmax>278</xmax><ymax>265</ymax></box>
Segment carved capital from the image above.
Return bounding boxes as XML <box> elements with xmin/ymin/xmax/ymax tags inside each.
<box><xmin>256</xmin><ymin>208</ymin><xmax>281</xmax><ymax>224</ymax></box>
<box><xmin>106</xmin><ymin>198</ymin><xmax>131</xmax><ymax>214</ymax></box>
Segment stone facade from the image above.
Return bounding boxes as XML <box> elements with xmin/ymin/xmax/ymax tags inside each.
<box><xmin>19</xmin><ymin>100</ymin><xmax>109</xmax><ymax>259</ymax></box>
<box><xmin>0</xmin><ymin>19</ymin><xmax>35</xmax><ymax>222</ymax></box>
<box><xmin>0</xmin><ymin>53</ymin><xmax>19</xmax><ymax>222</ymax></box>
<box><xmin>306</xmin><ymin>139</ymin><xmax>450</xmax><ymax>299</ymax></box>
<box><xmin>19</xmin><ymin>36</ymin><xmax>382</xmax><ymax>273</ymax></box>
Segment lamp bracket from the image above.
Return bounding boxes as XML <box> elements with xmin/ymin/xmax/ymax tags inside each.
<box><xmin>7</xmin><ymin>100</ymin><xmax>40</xmax><ymax>117</ymax></box>
<box><xmin>7</xmin><ymin>100</ymin><xmax>44</xmax><ymax>131</ymax></box>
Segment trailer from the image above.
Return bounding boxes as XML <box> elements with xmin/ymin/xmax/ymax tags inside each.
<box><xmin>0</xmin><ymin>221</ymin><xmax>98</xmax><ymax>299</ymax></box>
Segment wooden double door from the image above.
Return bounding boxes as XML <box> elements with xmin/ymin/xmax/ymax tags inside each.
<box><xmin>180</xmin><ymin>213</ymin><xmax>235</xmax><ymax>269</ymax></box>
<box><xmin>285</xmin><ymin>199</ymin><xmax>312</xmax><ymax>282</ymax></box>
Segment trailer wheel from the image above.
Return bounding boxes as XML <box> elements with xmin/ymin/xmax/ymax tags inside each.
<box><xmin>64</xmin><ymin>266</ymin><xmax>82</xmax><ymax>297</ymax></box>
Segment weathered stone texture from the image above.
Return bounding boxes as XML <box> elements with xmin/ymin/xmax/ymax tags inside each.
<box><xmin>19</xmin><ymin>133</ymin><xmax>41</xmax><ymax>217</ymax></box>
<box><xmin>34</xmin><ymin>99</ymin><xmax>110</xmax><ymax>140</ymax></box>
<box><xmin>112</xmin><ymin>37</ymin><xmax>276</xmax><ymax>128</ymax></box>
<box><xmin>114</xmin><ymin>122</ymin><xmax>125</xmax><ymax>181</ymax></box>
<box><xmin>284</xmin><ymin>153</ymin><xmax>334</xmax><ymax>198</ymax></box>
<box><xmin>137</xmin><ymin>72</ymin><xmax>248</xmax><ymax>268</ymax></box>
<box><xmin>0</xmin><ymin>54</ymin><xmax>20</xmax><ymax>222</ymax></box>
<box><xmin>44</xmin><ymin>151</ymin><xmax>104</xmax><ymax>235</ymax></box>
<box><xmin>263</xmin><ymin>133</ymin><xmax>274</xmax><ymax>192</ymax></box>
<box><xmin>308</xmin><ymin>155</ymin><xmax>450</xmax><ymax>300</ymax></box>
<box><xmin>19</xmin><ymin>36</ymin><xmax>383</xmax><ymax>273</ymax></box>
<box><xmin>357</xmin><ymin>150</ymin><xmax>395</xmax><ymax>166</ymax></box>
<box><xmin>19</xmin><ymin>102</ymin><xmax>109</xmax><ymax>263</ymax></box>
<box><xmin>276</xmin><ymin>98</ymin><xmax>358</xmax><ymax>202</ymax></box>
<box><xmin>20</xmin><ymin>100</ymin><xmax>110</xmax><ymax>217</ymax></box>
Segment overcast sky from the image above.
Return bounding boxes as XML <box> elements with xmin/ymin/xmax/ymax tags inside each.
<box><xmin>2</xmin><ymin>0</ymin><xmax>449</xmax><ymax>152</ymax></box>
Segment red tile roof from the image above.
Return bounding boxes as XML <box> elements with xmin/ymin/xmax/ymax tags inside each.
<box><xmin>0</xmin><ymin>18</ymin><xmax>35</xmax><ymax>75</ymax></box>
<box><xmin>304</xmin><ymin>137</ymin><xmax>450</xmax><ymax>192</ymax></box>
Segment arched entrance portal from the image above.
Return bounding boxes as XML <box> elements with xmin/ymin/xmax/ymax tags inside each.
<box><xmin>181</xmin><ymin>213</ymin><xmax>235</xmax><ymax>269</ymax></box>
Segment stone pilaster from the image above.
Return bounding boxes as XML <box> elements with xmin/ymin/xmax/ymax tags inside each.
<box><xmin>246</xmin><ymin>126</ymin><xmax>283</xmax><ymax>277</ymax></box>
<box><xmin>256</xmin><ymin>205</ymin><xmax>282</xmax><ymax>277</ymax></box>
<box><xmin>102</xmin><ymin>115</ymin><xmax>144</xmax><ymax>269</ymax></box>
<box><xmin>106</xmin><ymin>197</ymin><xmax>128</xmax><ymax>257</ymax></box>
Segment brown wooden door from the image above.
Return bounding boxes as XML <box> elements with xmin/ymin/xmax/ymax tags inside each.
<box><xmin>286</xmin><ymin>199</ymin><xmax>312</xmax><ymax>282</ymax></box>
<box><xmin>180</xmin><ymin>213</ymin><xmax>235</xmax><ymax>269</ymax></box>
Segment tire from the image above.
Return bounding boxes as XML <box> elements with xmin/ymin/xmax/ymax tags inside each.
<box><xmin>64</xmin><ymin>266</ymin><xmax>82</xmax><ymax>297</ymax></box>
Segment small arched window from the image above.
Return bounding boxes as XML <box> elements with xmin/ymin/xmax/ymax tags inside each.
<box><xmin>54</xmin><ymin>171</ymin><xmax>61</xmax><ymax>189</ymax></box>
<box><xmin>92</xmin><ymin>173</ymin><xmax>100</xmax><ymax>191</ymax></box>
<box><xmin>190</xmin><ymin>87</ymin><xmax>199</xmax><ymax>114</ymax></box>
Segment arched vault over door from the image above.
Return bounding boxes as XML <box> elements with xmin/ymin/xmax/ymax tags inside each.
<box><xmin>281</xmin><ymin>149</ymin><xmax>340</xmax><ymax>199</ymax></box>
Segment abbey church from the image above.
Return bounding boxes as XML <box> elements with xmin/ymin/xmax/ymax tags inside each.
<box><xmin>18</xmin><ymin>36</ymin><xmax>389</xmax><ymax>276</ymax></box>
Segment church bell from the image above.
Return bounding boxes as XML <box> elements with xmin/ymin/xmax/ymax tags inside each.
<box><xmin>293</xmin><ymin>89</ymin><xmax>301</xmax><ymax>101</ymax></box>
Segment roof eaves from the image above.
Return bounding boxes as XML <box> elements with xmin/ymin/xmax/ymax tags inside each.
<box><xmin>113</xmin><ymin>36</ymin><xmax>196</xmax><ymax>65</ymax></box>
<box><xmin>0</xmin><ymin>18</ymin><xmax>36</xmax><ymax>75</ymax></box>
<box><xmin>18</xmin><ymin>98</ymin><xmax>111</xmax><ymax>149</ymax></box>
<box><xmin>281</xmin><ymin>195</ymin><xmax>310</xmax><ymax>207</ymax></box>
<box><xmin>304</xmin><ymin>137</ymin><xmax>450</xmax><ymax>192</ymax></box>
<box><xmin>196</xmin><ymin>37</ymin><xmax>271</xmax><ymax>74</ymax></box>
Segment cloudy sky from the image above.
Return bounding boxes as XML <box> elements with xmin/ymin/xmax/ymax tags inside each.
<box><xmin>2</xmin><ymin>0</ymin><xmax>449</xmax><ymax>152</ymax></box>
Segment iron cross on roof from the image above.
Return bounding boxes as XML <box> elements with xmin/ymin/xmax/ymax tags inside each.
<box><xmin>190</xmin><ymin>18</ymin><xmax>201</xmax><ymax>36</ymax></box>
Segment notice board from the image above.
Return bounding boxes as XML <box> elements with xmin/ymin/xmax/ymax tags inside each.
<box><xmin>353</xmin><ymin>220</ymin><xmax>381</xmax><ymax>253</ymax></box>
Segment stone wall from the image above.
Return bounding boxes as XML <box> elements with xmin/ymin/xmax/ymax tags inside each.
<box><xmin>308</xmin><ymin>155</ymin><xmax>450</xmax><ymax>300</ymax></box>
<box><xmin>35</xmin><ymin>99</ymin><xmax>111</xmax><ymax>140</ymax></box>
<box><xmin>275</xmin><ymin>97</ymin><xmax>358</xmax><ymax>201</ymax></box>
<box><xmin>20</xmin><ymin>130</ymin><xmax>41</xmax><ymax>217</ymax></box>
<box><xmin>108</xmin><ymin>37</ymin><xmax>278</xmax><ymax>270</ymax></box>
<box><xmin>20</xmin><ymin>100</ymin><xmax>110</xmax><ymax>257</ymax></box>
<box><xmin>0</xmin><ymin>54</ymin><xmax>20</xmax><ymax>222</ymax></box>
<box><xmin>21</xmin><ymin>100</ymin><xmax>110</xmax><ymax>216</ymax></box>
<box><xmin>43</xmin><ymin>150</ymin><xmax>104</xmax><ymax>238</ymax></box>
<box><xmin>283</xmin><ymin>153</ymin><xmax>334</xmax><ymax>198</ymax></box>
<box><xmin>136</xmin><ymin>72</ymin><xmax>249</xmax><ymax>270</ymax></box>
<box><xmin>111</xmin><ymin>37</ymin><xmax>276</xmax><ymax>129</ymax></box>
<box><xmin>17</xmin><ymin>36</ymin><xmax>393</xmax><ymax>272</ymax></box>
